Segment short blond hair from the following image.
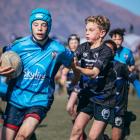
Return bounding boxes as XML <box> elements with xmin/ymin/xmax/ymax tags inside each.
<box><xmin>85</xmin><ymin>15</ymin><xmax>110</xmax><ymax>33</ymax></box>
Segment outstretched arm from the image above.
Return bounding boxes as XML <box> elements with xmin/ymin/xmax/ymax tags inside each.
<box><xmin>75</xmin><ymin>66</ymin><xmax>100</xmax><ymax>78</ymax></box>
<box><xmin>71</xmin><ymin>60</ymin><xmax>81</xmax><ymax>85</ymax></box>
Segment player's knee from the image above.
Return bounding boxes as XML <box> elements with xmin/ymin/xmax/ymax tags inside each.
<box><xmin>71</xmin><ymin>125</ymin><xmax>83</xmax><ymax>137</ymax></box>
<box><xmin>112</xmin><ymin>132</ymin><xmax>121</xmax><ymax>140</ymax></box>
<box><xmin>16</xmin><ymin>134</ymin><xmax>25</xmax><ymax>140</ymax></box>
<box><xmin>88</xmin><ymin>133</ymin><xmax>98</xmax><ymax>140</ymax></box>
<box><xmin>16</xmin><ymin>133</ymin><xmax>29</xmax><ymax>140</ymax></box>
<box><xmin>112</xmin><ymin>127</ymin><xmax>122</xmax><ymax>140</ymax></box>
<box><xmin>88</xmin><ymin>132</ymin><xmax>103</xmax><ymax>140</ymax></box>
<box><xmin>112</xmin><ymin>136</ymin><xmax>121</xmax><ymax>140</ymax></box>
<box><xmin>66</xmin><ymin>105</ymin><xmax>70</xmax><ymax>112</ymax></box>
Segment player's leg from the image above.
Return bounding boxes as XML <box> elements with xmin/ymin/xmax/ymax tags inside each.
<box><xmin>89</xmin><ymin>103</ymin><xmax>114</xmax><ymax>140</ymax></box>
<box><xmin>112</xmin><ymin>80</ymin><xmax>127</xmax><ymax>140</ymax></box>
<box><xmin>67</xmin><ymin>91</ymin><xmax>88</xmax><ymax>140</ymax></box>
<box><xmin>15</xmin><ymin>117</ymin><xmax>39</xmax><ymax>140</ymax></box>
<box><xmin>15</xmin><ymin>106</ymin><xmax>47</xmax><ymax>140</ymax></box>
<box><xmin>70</xmin><ymin>92</ymin><xmax>92</xmax><ymax>140</ymax></box>
<box><xmin>66</xmin><ymin>91</ymin><xmax>78</xmax><ymax>118</ymax></box>
<box><xmin>112</xmin><ymin>127</ymin><xmax>122</xmax><ymax>140</ymax></box>
<box><xmin>88</xmin><ymin>120</ymin><xmax>107</xmax><ymax>140</ymax></box>
<box><xmin>2</xmin><ymin>127</ymin><xmax>17</xmax><ymax>140</ymax></box>
<box><xmin>2</xmin><ymin>103</ymin><xmax>24</xmax><ymax>140</ymax></box>
<box><xmin>111</xmin><ymin>116</ymin><xmax>124</xmax><ymax>140</ymax></box>
<box><xmin>70</xmin><ymin>112</ymin><xmax>91</xmax><ymax>140</ymax></box>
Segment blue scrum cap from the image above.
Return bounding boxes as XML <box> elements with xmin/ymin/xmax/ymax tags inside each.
<box><xmin>29</xmin><ymin>8</ymin><xmax>52</xmax><ymax>34</ymax></box>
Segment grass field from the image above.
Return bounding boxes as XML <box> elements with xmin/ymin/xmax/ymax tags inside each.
<box><xmin>35</xmin><ymin>93</ymin><xmax>140</xmax><ymax>140</ymax></box>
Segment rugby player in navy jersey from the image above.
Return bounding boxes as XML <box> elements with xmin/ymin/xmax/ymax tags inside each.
<box><xmin>0</xmin><ymin>8</ymin><xmax>79</xmax><ymax>140</ymax></box>
<box><xmin>109</xmin><ymin>28</ymin><xmax>135</xmax><ymax>140</ymax></box>
<box><xmin>70</xmin><ymin>16</ymin><xmax>116</xmax><ymax>140</ymax></box>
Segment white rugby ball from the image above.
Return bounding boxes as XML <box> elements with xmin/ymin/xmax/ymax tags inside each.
<box><xmin>1</xmin><ymin>51</ymin><xmax>22</xmax><ymax>78</ymax></box>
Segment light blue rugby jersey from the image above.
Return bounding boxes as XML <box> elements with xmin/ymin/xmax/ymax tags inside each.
<box><xmin>9</xmin><ymin>36</ymin><xmax>73</xmax><ymax>108</ymax></box>
<box><xmin>114</xmin><ymin>46</ymin><xmax>135</xmax><ymax>66</ymax></box>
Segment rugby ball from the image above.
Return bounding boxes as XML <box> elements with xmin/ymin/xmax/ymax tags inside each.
<box><xmin>1</xmin><ymin>51</ymin><xmax>22</xmax><ymax>79</ymax></box>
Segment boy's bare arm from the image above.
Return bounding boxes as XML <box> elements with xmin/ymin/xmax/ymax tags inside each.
<box><xmin>71</xmin><ymin>62</ymin><xmax>81</xmax><ymax>85</ymax></box>
<box><xmin>75</xmin><ymin>66</ymin><xmax>100</xmax><ymax>78</ymax></box>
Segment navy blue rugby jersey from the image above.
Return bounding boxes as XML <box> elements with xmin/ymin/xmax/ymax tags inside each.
<box><xmin>75</xmin><ymin>42</ymin><xmax>116</xmax><ymax>106</ymax></box>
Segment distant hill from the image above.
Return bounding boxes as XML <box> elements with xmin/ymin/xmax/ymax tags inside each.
<box><xmin>0</xmin><ymin>0</ymin><xmax>140</xmax><ymax>45</ymax></box>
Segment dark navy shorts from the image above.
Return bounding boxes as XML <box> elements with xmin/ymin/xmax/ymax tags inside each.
<box><xmin>77</xmin><ymin>95</ymin><xmax>115</xmax><ymax>124</ymax></box>
<box><xmin>3</xmin><ymin>103</ymin><xmax>49</xmax><ymax>131</ymax></box>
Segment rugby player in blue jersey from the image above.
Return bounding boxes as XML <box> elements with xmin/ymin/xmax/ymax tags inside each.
<box><xmin>0</xmin><ymin>8</ymin><xmax>79</xmax><ymax>140</ymax></box>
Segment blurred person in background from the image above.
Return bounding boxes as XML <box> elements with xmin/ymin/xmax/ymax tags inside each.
<box><xmin>60</xmin><ymin>34</ymin><xmax>87</xmax><ymax>140</ymax></box>
<box><xmin>109</xmin><ymin>28</ymin><xmax>135</xmax><ymax>140</ymax></box>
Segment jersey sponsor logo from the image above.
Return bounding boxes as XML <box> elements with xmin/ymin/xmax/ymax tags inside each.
<box><xmin>24</xmin><ymin>68</ymin><xmax>46</xmax><ymax>80</ymax></box>
<box><xmin>101</xmin><ymin>109</ymin><xmax>110</xmax><ymax>120</ymax></box>
<box><xmin>23</xmin><ymin>51</ymin><xmax>57</xmax><ymax>81</ymax></box>
<box><xmin>81</xmin><ymin>58</ymin><xmax>96</xmax><ymax>68</ymax></box>
<box><xmin>82</xmin><ymin>58</ymin><xmax>96</xmax><ymax>63</ymax></box>
<box><xmin>115</xmin><ymin>117</ymin><xmax>123</xmax><ymax>126</ymax></box>
<box><xmin>24</xmin><ymin>63</ymin><xmax>47</xmax><ymax>80</ymax></box>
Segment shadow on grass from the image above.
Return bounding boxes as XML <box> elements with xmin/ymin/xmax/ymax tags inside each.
<box><xmin>38</xmin><ymin>124</ymin><xmax>48</xmax><ymax>128</ymax></box>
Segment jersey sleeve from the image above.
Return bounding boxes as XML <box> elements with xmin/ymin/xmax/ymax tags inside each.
<box><xmin>94</xmin><ymin>46</ymin><xmax>112</xmax><ymax>71</ymax></box>
<box><xmin>75</xmin><ymin>46</ymin><xmax>81</xmax><ymax>60</ymax></box>
<box><xmin>7</xmin><ymin>37</ymin><xmax>25</xmax><ymax>53</ymax></box>
<box><xmin>60</xmin><ymin>48</ymin><xmax>74</xmax><ymax>68</ymax></box>
<box><xmin>75</xmin><ymin>42</ymin><xmax>90</xmax><ymax>61</ymax></box>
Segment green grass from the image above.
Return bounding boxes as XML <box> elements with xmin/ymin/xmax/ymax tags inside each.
<box><xmin>35</xmin><ymin>93</ymin><xmax>140</xmax><ymax>140</ymax></box>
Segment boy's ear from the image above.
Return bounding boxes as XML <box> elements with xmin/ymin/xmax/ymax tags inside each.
<box><xmin>100</xmin><ymin>30</ymin><xmax>106</xmax><ymax>38</ymax></box>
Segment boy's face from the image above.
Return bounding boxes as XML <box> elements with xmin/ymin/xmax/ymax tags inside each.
<box><xmin>111</xmin><ymin>34</ymin><xmax>123</xmax><ymax>48</ymax></box>
<box><xmin>85</xmin><ymin>22</ymin><xmax>106</xmax><ymax>43</ymax></box>
<box><xmin>68</xmin><ymin>39</ymin><xmax>79</xmax><ymax>52</ymax></box>
<box><xmin>32</xmin><ymin>20</ymin><xmax>48</xmax><ymax>41</ymax></box>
